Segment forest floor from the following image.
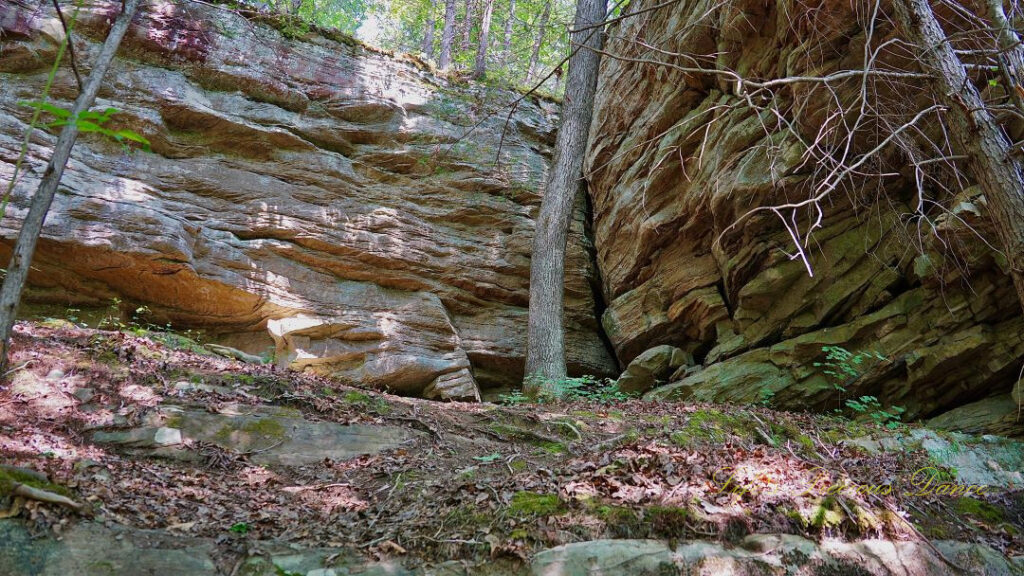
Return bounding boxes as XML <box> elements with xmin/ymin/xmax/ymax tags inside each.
<box><xmin>0</xmin><ymin>321</ymin><xmax>1022</xmax><ymax>574</ymax></box>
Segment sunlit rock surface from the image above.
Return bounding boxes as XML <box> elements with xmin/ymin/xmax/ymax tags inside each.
<box><xmin>586</xmin><ymin>0</ymin><xmax>1024</xmax><ymax>435</ymax></box>
<box><xmin>0</xmin><ymin>0</ymin><xmax>616</xmax><ymax>399</ymax></box>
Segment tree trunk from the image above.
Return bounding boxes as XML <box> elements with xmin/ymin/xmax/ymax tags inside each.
<box><xmin>985</xmin><ymin>0</ymin><xmax>1024</xmax><ymax>140</ymax></box>
<box><xmin>0</xmin><ymin>0</ymin><xmax>142</xmax><ymax>373</ymax></box>
<box><xmin>422</xmin><ymin>0</ymin><xmax>437</xmax><ymax>58</ymax></box>
<box><xmin>460</xmin><ymin>0</ymin><xmax>476</xmax><ymax>51</ymax></box>
<box><xmin>894</xmin><ymin>0</ymin><xmax>1024</xmax><ymax>311</ymax></box>
<box><xmin>525</xmin><ymin>0</ymin><xmax>550</xmax><ymax>83</ymax></box>
<box><xmin>503</xmin><ymin>0</ymin><xmax>515</xmax><ymax>56</ymax></box>
<box><xmin>523</xmin><ymin>0</ymin><xmax>604</xmax><ymax>396</ymax></box>
<box><xmin>439</xmin><ymin>0</ymin><xmax>457</xmax><ymax>69</ymax></box>
<box><xmin>472</xmin><ymin>0</ymin><xmax>495</xmax><ymax>79</ymax></box>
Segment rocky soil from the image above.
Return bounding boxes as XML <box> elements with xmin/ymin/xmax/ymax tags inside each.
<box><xmin>0</xmin><ymin>321</ymin><xmax>1021</xmax><ymax>575</ymax></box>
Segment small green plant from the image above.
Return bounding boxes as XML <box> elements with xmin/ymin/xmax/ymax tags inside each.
<box><xmin>498</xmin><ymin>389</ymin><xmax>529</xmax><ymax>405</ymax></box>
<box><xmin>473</xmin><ymin>452</ymin><xmax>503</xmax><ymax>463</ymax></box>
<box><xmin>99</xmin><ymin>297</ymin><xmax>124</xmax><ymax>330</ymax></box>
<box><xmin>814</xmin><ymin>345</ymin><xmax>885</xmax><ymax>392</ymax></box>
<box><xmin>757</xmin><ymin>386</ymin><xmax>776</xmax><ymax>407</ymax></box>
<box><xmin>532</xmin><ymin>374</ymin><xmax>637</xmax><ymax>404</ymax></box>
<box><xmin>64</xmin><ymin>307</ymin><xmax>82</xmax><ymax>325</ymax></box>
<box><xmin>228</xmin><ymin>522</ymin><xmax>250</xmax><ymax>534</ymax></box>
<box><xmin>19</xmin><ymin>101</ymin><xmax>150</xmax><ymax>152</ymax></box>
<box><xmin>845</xmin><ymin>395</ymin><xmax>905</xmax><ymax>429</ymax></box>
<box><xmin>814</xmin><ymin>345</ymin><xmax>903</xmax><ymax>428</ymax></box>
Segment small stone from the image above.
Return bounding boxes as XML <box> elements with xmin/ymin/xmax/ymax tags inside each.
<box><xmin>45</xmin><ymin>369</ymin><xmax>65</xmax><ymax>382</ymax></box>
<box><xmin>73</xmin><ymin>459</ymin><xmax>102</xmax><ymax>471</ymax></box>
<box><xmin>307</xmin><ymin>570</ymin><xmax>337</xmax><ymax>576</ymax></box>
<box><xmin>72</xmin><ymin>388</ymin><xmax>95</xmax><ymax>403</ymax></box>
<box><xmin>154</xmin><ymin>427</ymin><xmax>182</xmax><ymax>446</ymax></box>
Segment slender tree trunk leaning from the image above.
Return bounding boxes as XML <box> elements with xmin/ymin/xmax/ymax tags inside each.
<box><xmin>421</xmin><ymin>0</ymin><xmax>437</xmax><ymax>59</ymax></box>
<box><xmin>439</xmin><ymin>0</ymin><xmax>457</xmax><ymax>69</ymax></box>
<box><xmin>472</xmin><ymin>0</ymin><xmax>495</xmax><ymax>79</ymax></box>
<box><xmin>503</xmin><ymin>0</ymin><xmax>515</xmax><ymax>57</ymax></box>
<box><xmin>894</xmin><ymin>0</ymin><xmax>1024</xmax><ymax>311</ymax></box>
<box><xmin>460</xmin><ymin>0</ymin><xmax>476</xmax><ymax>51</ymax></box>
<box><xmin>525</xmin><ymin>0</ymin><xmax>550</xmax><ymax>83</ymax></box>
<box><xmin>0</xmin><ymin>0</ymin><xmax>141</xmax><ymax>373</ymax></box>
<box><xmin>523</xmin><ymin>0</ymin><xmax>604</xmax><ymax>396</ymax></box>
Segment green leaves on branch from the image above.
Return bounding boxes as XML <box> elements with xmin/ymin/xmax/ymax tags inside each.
<box><xmin>18</xmin><ymin>101</ymin><xmax>150</xmax><ymax>152</ymax></box>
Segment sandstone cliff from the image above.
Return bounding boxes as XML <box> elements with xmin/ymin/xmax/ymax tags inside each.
<box><xmin>0</xmin><ymin>0</ymin><xmax>617</xmax><ymax>400</ymax></box>
<box><xmin>587</xmin><ymin>0</ymin><xmax>1024</xmax><ymax>436</ymax></box>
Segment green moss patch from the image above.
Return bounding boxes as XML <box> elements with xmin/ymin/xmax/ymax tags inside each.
<box><xmin>0</xmin><ymin>466</ymin><xmax>71</xmax><ymax>498</ymax></box>
<box><xmin>508</xmin><ymin>492</ymin><xmax>565</xmax><ymax>517</ymax></box>
<box><xmin>955</xmin><ymin>497</ymin><xmax>1004</xmax><ymax>523</ymax></box>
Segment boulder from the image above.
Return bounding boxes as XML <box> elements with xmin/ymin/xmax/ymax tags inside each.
<box><xmin>615</xmin><ymin>344</ymin><xmax>692</xmax><ymax>394</ymax></box>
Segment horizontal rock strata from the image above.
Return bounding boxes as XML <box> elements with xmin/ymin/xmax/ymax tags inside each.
<box><xmin>0</xmin><ymin>0</ymin><xmax>617</xmax><ymax>399</ymax></box>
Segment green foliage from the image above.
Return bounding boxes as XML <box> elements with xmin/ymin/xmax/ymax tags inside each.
<box><xmin>18</xmin><ymin>101</ymin><xmax>150</xmax><ymax>152</ymax></box>
<box><xmin>814</xmin><ymin>346</ymin><xmax>904</xmax><ymax>428</ymax></box>
<box><xmin>813</xmin><ymin>345</ymin><xmax>885</xmax><ymax>391</ymax></box>
<box><xmin>231</xmin><ymin>0</ymin><xmax>571</xmax><ymax>94</ymax></box>
<box><xmin>844</xmin><ymin>395</ymin><xmax>905</xmax><ymax>429</ymax></box>
<box><xmin>540</xmin><ymin>374</ymin><xmax>636</xmax><ymax>404</ymax></box>
<box><xmin>472</xmin><ymin>452</ymin><xmax>503</xmax><ymax>463</ymax></box>
<box><xmin>501</xmin><ymin>374</ymin><xmax>637</xmax><ymax>405</ymax></box>
<box><xmin>228</xmin><ymin>521</ymin><xmax>250</xmax><ymax>534</ymax></box>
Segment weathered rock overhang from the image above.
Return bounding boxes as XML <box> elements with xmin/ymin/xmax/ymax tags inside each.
<box><xmin>586</xmin><ymin>0</ymin><xmax>1024</xmax><ymax>436</ymax></box>
<box><xmin>0</xmin><ymin>0</ymin><xmax>618</xmax><ymax>400</ymax></box>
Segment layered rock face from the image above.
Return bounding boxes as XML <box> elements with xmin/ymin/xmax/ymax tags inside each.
<box><xmin>0</xmin><ymin>0</ymin><xmax>616</xmax><ymax>400</ymax></box>
<box><xmin>587</xmin><ymin>0</ymin><xmax>1024</xmax><ymax>435</ymax></box>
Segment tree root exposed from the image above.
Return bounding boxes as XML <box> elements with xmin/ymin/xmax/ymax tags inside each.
<box><xmin>10</xmin><ymin>483</ymin><xmax>84</xmax><ymax>512</ymax></box>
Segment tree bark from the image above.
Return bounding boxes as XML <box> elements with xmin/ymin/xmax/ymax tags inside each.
<box><xmin>894</xmin><ymin>0</ymin><xmax>1024</xmax><ymax>311</ymax></box>
<box><xmin>472</xmin><ymin>0</ymin><xmax>495</xmax><ymax>79</ymax></box>
<box><xmin>985</xmin><ymin>0</ymin><xmax>1024</xmax><ymax>140</ymax></box>
<box><xmin>503</xmin><ymin>0</ymin><xmax>515</xmax><ymax>56</ymax></box>
<box><xmin>460</xmin><ymin>0</ymin><xmax>476</xmax><ymax>51</ymax></box>
<box><xmin>0</xmin><ymin>0</ymin><xmax>141</xmax><ymax>372</ymax></box>
<box><xmin>525</xmin><ymin>0</ymin><xmax>550</xmax><ymax>83</ymax></box>
<box><xmin>422</xmin><ymin>0</ymin><xmax>437</xmax><ymax>58</ymax></box>
<box><xmin>523</xmin><ymin>0</ymin><xmax>604</xmax><ymax>395</ymax></box>
<box><xmin>439</xmin><ymin>0</ymin><xmax>457</xmax><ymax>69</ymax></box>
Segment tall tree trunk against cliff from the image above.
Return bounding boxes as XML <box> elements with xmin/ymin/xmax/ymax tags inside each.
<box><xmin>503</xmin><ymin>0</ymin><xmax>515</xmax><ymax>57</ymax></box>
<box><xmin>0</xmin><ymin>0</ymin><xmax>141</xmax><ymax>372</ymax></box>
<box><xmin>439</xmin><ymin>0</ymin><xmax>457</xmax><ymax>69</ymax></box>
<box><xmin>461</xmin><ymin>0</ymin><xmax>476</xmax><ymax>51</ymax></box>
<box><xmin>525</xmin><ymin>0</ymin><xmax>550</xmax><ymax>83</ymax></box>
<box><xmin>472</xmin><ymin>0</ymin><xmax>495</xmax><ymax>79</ymax></box>
<box><xmin>894</xmin><ymin>0</ymin><xmax>1024</xmax><ymax>311</ymax></box>
<box><xmin>523</xmin><ymin>0</ymin><xmax>604</xmax><ymax>395</ymax></box>
<box><xmin>422</xmin><ymin>0</ymin><xmax>437</xmax><ymax>58</ymax></box>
